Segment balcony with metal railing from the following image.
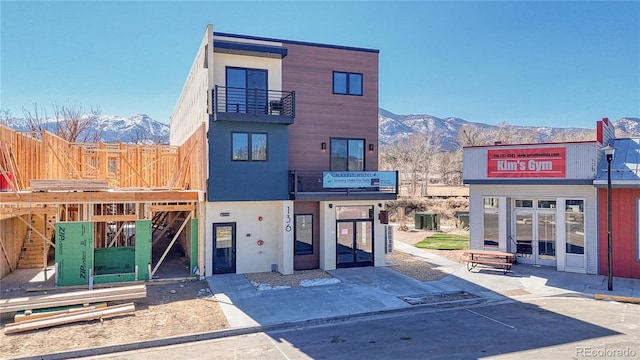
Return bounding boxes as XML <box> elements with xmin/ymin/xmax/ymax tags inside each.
<box><xmin>289</xmin><ymin>170</ymin><xmax>399</xmax><ymax>201</ymax></box>
<box><xmin>212</xmin><ymin>85</ymin><xmax>295</xmax><ymax>124</ymax></box>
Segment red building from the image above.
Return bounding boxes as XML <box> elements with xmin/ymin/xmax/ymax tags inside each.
<box><xmin>595</xmin><ymin>134</ymin><xmax>640</xmax><ymax>278</ymax></box>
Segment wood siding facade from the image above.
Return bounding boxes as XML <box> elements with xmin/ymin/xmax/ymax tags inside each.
<box><xmin>598</xmin><ymin>188</ymin><xmax>640</xmax><ymax>278</ymax></box>
<box><xmin>283</xmin><ymin>43</ymin><xmax>379</xmax><ymax>172</ymax></box>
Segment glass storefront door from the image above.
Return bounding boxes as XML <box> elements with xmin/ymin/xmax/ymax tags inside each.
<box><xmin>337</xmin><ymin>221</ymin><xmax>373</xmax><ymax>267</ymax></box>
<box><xmin>513</xmin><ymin>200</ymin><xmax>557</xmax><ymax>266</ymax></box>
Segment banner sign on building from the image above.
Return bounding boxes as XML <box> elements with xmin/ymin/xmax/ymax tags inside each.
<box><xmin>487</xmin><ymin>147</ymin><xmax>566</xmax><ymax>178</ymax></box>
<box><xmin>323</xmin><ymin>171</ymin><xmax>397</xmax><ymax>188</ymax></box>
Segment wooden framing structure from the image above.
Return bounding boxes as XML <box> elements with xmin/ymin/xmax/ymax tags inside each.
<box><xmin>0</xmin><ymin>125</ymin><xmax>207</xmax><ymax>280</ymax></box>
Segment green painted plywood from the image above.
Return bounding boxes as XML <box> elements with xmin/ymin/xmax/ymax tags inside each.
<box><xmin>135</xmin><ymin>220</ymin><xmax>152</xmax><ymax>280</ymax></box>
<box><xmin>55</xmin><ymin>222</ymin><xmax>94</xmax><ymax>286</ymax></box>
<box><xmin>94</xmin><ymin>247</ymin><xmax>135</xmax><ymax>275</ymax></box>
<box><xmin>93</xmin><ymin>273</ymin><xmax>136</xmax><ymax>284</ymax></box>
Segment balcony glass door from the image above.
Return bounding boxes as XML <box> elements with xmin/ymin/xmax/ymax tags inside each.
<box><xmin>226</xmin><ymin>67</ymin><xmax>267</xmax><ymax>114</ymax></box>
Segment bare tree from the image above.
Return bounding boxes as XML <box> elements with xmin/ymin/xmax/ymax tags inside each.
<box><xmin>22</xmin><ymin>102</ymin><xmax>50</xmax><ymax>134</ymax></box>
<box><xmin>436</xmin><ymin>150</ymin><xmax>462</xmax><ymax>185</ymax></box>
<box><xmin>492</xmin><ymin>122</ymin><xmax>539</xmax><ymax>144</ymax></box>
<box><xmin>457</xmin><ymin>124</ymin><xmax>489</xmax><ymax>147</ymax></box>
<box><xmin>380</xmin><ymin>132</ymin><xmax>441</xmax><ymax>196</ymax></box>
<box><xmin>53</xmin><ymin>104</ymin><xmax>103</xmax><ymax>143</ymax></box>
<box><xmin>0</xmin><ymin>108</ymin><xmax>12</xmax><ymax>127</ymax></box>
<box><xmin>22</xmin><ymin>103</ymin><xmax>103</xmax><ymax>143</ymax></box>
<box><xmin>549</xmin><ymin>129</ymin><xmax>595</xmax><ymax>142</ymax></box>
<box><xmin>128</xmin><ymin>128</ymin><xmax>167</xmax><ymax>145</ymax></box>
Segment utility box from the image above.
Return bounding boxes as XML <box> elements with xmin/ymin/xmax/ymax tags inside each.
<box><xmin>456</xmin><ymin>211</ymin><xmax>470</xmax><ymax>230</ymax></box>
<box><xmin>415</xmin><ymin>213</ymin><xmax>440</xmax><ymax>230</ymax></box>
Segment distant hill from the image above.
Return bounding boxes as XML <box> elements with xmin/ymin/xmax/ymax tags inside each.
<box><xmin>379</xmin><ymin>108</ymin><xmax>640</xmax><ymax>151</ymax></box>
<box><xmin>3</xmin><ymin>114</ymin><xmax>169</xmax><ymax>144</ymax></box>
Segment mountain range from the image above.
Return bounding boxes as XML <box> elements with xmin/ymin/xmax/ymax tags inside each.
<box><xmin>378</xmin><ymin>108</ymin><xmax>640</xmax><ymax>151</ymax></box>
<box><xmin>2</xmin><ymin>114</ymin><xmax>170</xmax><ymax>144</ymax></box>
<box><xmin>3</xmin><ymin>110</ymin><xmax>639</xmax><ymax>151</ymax></box>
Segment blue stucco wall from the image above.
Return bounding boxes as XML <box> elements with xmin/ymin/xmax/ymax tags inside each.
<box><xmin>208</xmin><ymin>121</ymin><xmax>289</xmax><ymax>201</ymax></box>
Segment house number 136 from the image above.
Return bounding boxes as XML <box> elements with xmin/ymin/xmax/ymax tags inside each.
<box><xmin>285</xmin><ymin>206</ymin><xmax>292</xmax><ymax>232</ymax></box>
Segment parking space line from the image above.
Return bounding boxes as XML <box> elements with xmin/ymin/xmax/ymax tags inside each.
<box><xmin>466</xmin><ymin>309</ymin><xmax>516</xmax><ymax>329</ymax></box>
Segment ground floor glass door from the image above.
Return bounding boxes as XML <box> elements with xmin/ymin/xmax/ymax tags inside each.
<box><xmin>213</xmin><ymin>223</ymin><xmax>236</xmax><ymax>274</ymax></box>
<box><xmin>514</xmin><ymin>204</ymin><xmax>556</xmax><ymax>266</ymax></box>
<box><xmin>336</xmin><ymin>220</ymin><xmax>373</xmax><ymax>268</ymax></box>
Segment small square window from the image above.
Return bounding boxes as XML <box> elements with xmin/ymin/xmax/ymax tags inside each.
<box><xmin>232</xmin><ymin>132</ymin><xmax>267</xmax><ymax>161</ymax></box>
<box><xmin>333</xmin><ymin>71</ymin><xmax>363</xmax><ymax>96</ymax></box>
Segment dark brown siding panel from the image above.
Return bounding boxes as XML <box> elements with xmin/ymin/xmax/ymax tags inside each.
<box><xmin>283</xmin><ymin>43</ymin><xmax>379</xmax><ymax>171</ymax></box>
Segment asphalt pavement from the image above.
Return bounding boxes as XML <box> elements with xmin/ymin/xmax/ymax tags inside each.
<box><xmin>207</xmin><ymin>240</ymin><xmax>640</xmax><ymax>329</ymax></box>
<box><xmin>11</xmin><ymin>241</ymin><xmax>640</xmax><ymax>360</ymax></box>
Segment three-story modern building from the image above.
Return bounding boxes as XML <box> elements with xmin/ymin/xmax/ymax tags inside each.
<box><xmin>170</xmin><ymin>25</ymin><xmax>397</xmax><ymax>277</ymax></box>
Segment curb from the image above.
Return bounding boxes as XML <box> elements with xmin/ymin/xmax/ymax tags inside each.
<box><xmin>12</xmin><ymin>297</ymin><xmax>495</xmax><ymax>360</ymax></box>
<box><xmin>594</xmin><ymin>293</ymin><xmax>640</xmax><ymax>304</ymax></box>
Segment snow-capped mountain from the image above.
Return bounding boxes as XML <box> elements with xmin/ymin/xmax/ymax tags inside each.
<box><xmin>3</xmin><ymin>114</ymin><xmax>169</xmax><ymax>144</ymax></box>
<box><xmin>4</xmin><ymin>108</ymin><xmax>638</xmax><ymax>149</ymax></box>
<box><xmin>379</xmin><ymin>108</ymin><xmax>640</xmax><ymax>151</ymax></box>
<box><xmin>612</xmin><ymin>117</ymin><xmax>640</xmax><ymax>136</ymax></box>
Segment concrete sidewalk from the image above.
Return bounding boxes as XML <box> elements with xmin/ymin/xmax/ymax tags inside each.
<box><xmin>207</xmin><ymin>242</ymin><xmax>640</xmax><ymax>328</ymax></box>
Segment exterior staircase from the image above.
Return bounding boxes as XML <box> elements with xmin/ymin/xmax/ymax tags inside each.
<box><xmin>17</xmin><ymin>214</ymin><xmax>56</xmax><ymax>269</ymax></box>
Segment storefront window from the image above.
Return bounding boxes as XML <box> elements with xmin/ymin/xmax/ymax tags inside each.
<box><xmin>515</xmin><ymin>199</ymin><xmax>533</xmax><ymax>208</ymax></box>
<box><xmin>483</xmin><ymin>198</ymin><xmax>499</xmax><ymax>249</ymax></box>
<box><xmin>565</xmin><ymin>200</ymin><xmax>584</xmax><ymax>254</ymax></box>
<box><xmin>538</xmin><ymin>200</ymin><xmax>556</xmax><ymax>209</ymax></box>
<box><xmin>336</xmin><ymin>206</ymin><xmax>373</xmax><ymax>220</ymax></box>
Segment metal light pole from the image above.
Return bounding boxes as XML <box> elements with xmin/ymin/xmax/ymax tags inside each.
<box><xmin>604</xmin><ymin>145</ymin><xmax>615</xmax><ymax>291</ymax></box>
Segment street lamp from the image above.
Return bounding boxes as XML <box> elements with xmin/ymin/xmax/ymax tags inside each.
<box><xmin>604</xmin><ymin>145</ymin><xmax>615</xmax><ymax>291</ymax></box>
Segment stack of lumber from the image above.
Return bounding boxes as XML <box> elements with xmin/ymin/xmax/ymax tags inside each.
<box><xmin>14</xmin><ymin>302</ymin><xmax>107</xmax><ymax>322</ymax></box>
<box><xmin>30</xmin><ymin>179</ymin><xmax>110</xmax><ymax>192</ymax></box>
<box><xmin>1</xmin><ymin>284</ymin><xmax>145</xmax><ymax>334</ymax></box>
<box><xmin>4</xmin><ymin>303</ymin><xmax>135</xmax><ymax>334</ymax></box>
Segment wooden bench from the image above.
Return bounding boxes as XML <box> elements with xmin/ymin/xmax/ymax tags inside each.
<box><xmin>462</xmin><ymin>250</ymin><xmax>515</xmax><ymax>275</ymax></box>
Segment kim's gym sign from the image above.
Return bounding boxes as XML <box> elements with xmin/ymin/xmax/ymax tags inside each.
<box><xmin>487</xmin><ymin>147</ymin><xmax>566</xmax><ymax>178</ymax></box>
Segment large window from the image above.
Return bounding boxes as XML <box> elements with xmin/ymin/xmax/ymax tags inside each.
<box><xmin>565</xmin><ymin>200</ymin><xmax>584</xmax><ymax>254</ymax></box>
<box><xmin>483</xmin><ymin>197</ymin><xmax>499</xmax><ymax>250</ymax></box>
<box><xmin>295</xmin><ymin>214</ymin><xmax>313</xmax><ymax>255</ymax></box>
<box><xmin>232</xmin><ymin>132</ymin><xmax>267</xmax><ymax>161</ymax></box>
<box><xmin>226</xmin><ymin>67</ymin><xmax>268</xmax><ymax>114</ymax></box>
<box><xmin>331</xmin><ymin>138</ymin><xmax>364</xmax><ymax>171</ymax></box>
<box><xmin>333</xmin><ymin>71</ymin><xmax>363</xmax><ymax>95</ymax></box>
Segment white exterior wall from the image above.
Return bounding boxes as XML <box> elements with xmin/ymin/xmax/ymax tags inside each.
<box><xmin>469</xmin><ymin>185</ymin><xmax>598</xmax><ymax>274</ymax></box>
<box><xmin>213</xmin><ymin>53</ymin><xmax>283</xmax><ymax>90</ymax></box>
<box><xmin>170</xmin><ymin>24</ymin><xmax>214</xmax><ymax>146</ymax></box>
<box><xmin>205</xmin><ymin>201</ymin><xmax>294</xmax><ymax>276</ymax></box>
<box><xmin>319</xmin><ymin>200</ymin><xmax>387</xmax><ymax>271</ymax></box>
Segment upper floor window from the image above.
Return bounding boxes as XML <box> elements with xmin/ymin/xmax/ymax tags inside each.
<box><xmin>232</xmin><ymin>132</ymin><xmax>267</xmax><ymax>161</ymax></box>
<box><xmin>226</xmin><ymin>67</ymin><xmax>268</xmax><ymax>114</ymax></box>
<box><xmin>331</xmin><ymin>138</ymin><xmax>364</xmax><ymax>171</ymax></box>
<box><xmin>333</xmin><ymin>71</ymin><xmax>362</xmax><ymax>96</ymax></box>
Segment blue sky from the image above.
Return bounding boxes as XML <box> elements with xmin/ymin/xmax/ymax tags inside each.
<box><xmin>1</xmin><ymin>1</ymin><xmax>638</xmax><ymax>128</ymax></box>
